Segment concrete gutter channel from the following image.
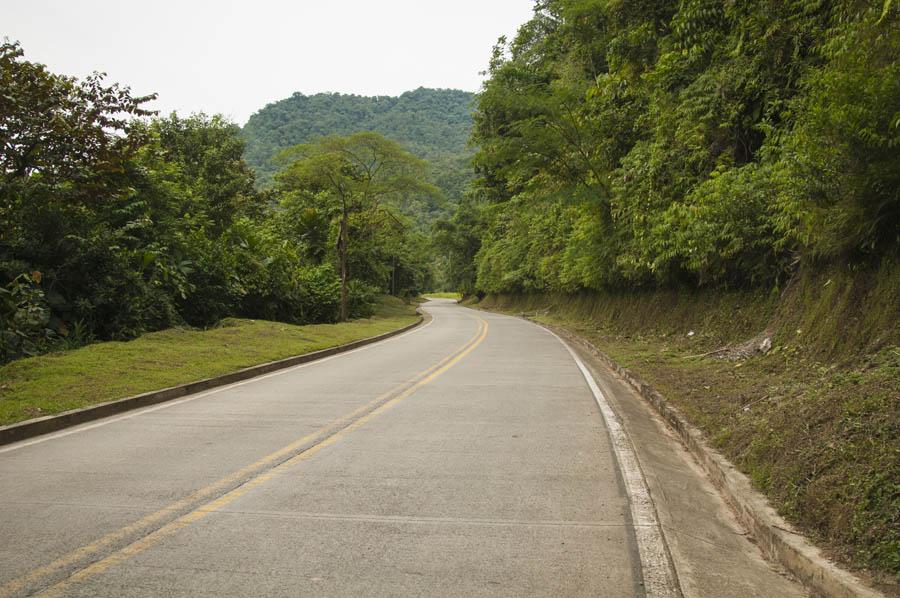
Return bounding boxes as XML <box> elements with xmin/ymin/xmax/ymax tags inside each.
<box><xmin>540</xmin><ymin>321</ymin><xmax>883</xmax><ymax>598</ymax></box>
<box><xmin>0</xmin><ymin>311</ymin><xmax>428</xmax><ymax>447</ymax></box>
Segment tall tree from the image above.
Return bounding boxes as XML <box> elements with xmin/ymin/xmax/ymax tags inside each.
<box><xmin>152</xmin><ymin>113</ymin><xmax>261</xmax><ymax>231</ymax></box>
<box><xmin>276</xmin><ymin>132</ymin><xmax>436</xmax><ymax>320</ymax></box>
<box><xmin>0</xmin><ymin>41</ymin><xmax>154</xmax><ymax>189</ymax></box>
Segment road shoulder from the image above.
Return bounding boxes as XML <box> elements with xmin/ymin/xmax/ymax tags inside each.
<box><xmin>0</xmin><ymin>309</ymin><xmax>428</xmax><ymax>446</ymax></box>
<box><xmin>564</xmin><ymin>333</ymin><xmax>809</xmax><ymax>597</ymax></box>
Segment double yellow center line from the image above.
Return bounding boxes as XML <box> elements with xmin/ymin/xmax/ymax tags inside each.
<box><xmin>2</xmin><ymin>316</ymin><xmax>489</xmax><ymax>598</ymax></box>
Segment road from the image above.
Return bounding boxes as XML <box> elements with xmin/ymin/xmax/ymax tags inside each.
<box><xmin>0</xmin><ymin>300</ymin><xmax>805</xmax><ymax>597</ymax></box>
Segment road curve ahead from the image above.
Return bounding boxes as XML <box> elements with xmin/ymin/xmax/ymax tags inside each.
<box><xmin>0</xmin><ymin>299</ymin><xmax>675</xmax><ymax>597</ymax></box>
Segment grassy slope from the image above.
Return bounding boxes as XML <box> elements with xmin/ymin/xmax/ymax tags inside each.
<box><xmin>477</xmin><ymin>259</ymin><xmax>899</xmax><ymax>588</ymax></box>
<box><xmin>0</xmin><ymin>297</ymin><xmax>419</xmax><ymax>426</ymax></box>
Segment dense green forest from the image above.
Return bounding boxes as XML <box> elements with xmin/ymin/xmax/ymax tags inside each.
<box><xmin>434</xmin><ymin>0</ymin><xmax>898</xmax><ymax>579</ymax></box>
<box><xmin>0</xmin><ymin>42</ymin><xmax>435</xmax><ymax>363</ymax></box>
<box><xmin>241</xmin><ymin>88</ymin><xmax>474</xmax><ymax>224</ymax></box>
<box><xmin>437</xmin><ymin>0</ymin><xmax>898</xmax><ymax>296</ymax></box>
<box><xmin>1</xmin><ymin>0</ymin><xmax>898</xmax><ymax>584</ymax></box>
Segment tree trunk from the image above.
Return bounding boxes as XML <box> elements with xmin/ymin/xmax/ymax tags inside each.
<box><xmin>338</xmin><ymin>212</ymin><xmax>349</xmax><ymax>322</ymax></box>
<box><xmin>391</xmin><ymin>256</ymin><xmax>396</xmax><ymax>296</ymax></box>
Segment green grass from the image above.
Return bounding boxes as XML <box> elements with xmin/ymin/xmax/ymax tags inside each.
<box><xmin>0</xmin><ymin>297</ymin><xmax>419</xmax><ymax>427</ymax></box>
<box><xmin>476</xmin><ymin>260</ymin><xmax>900</xmax><ymax>588</ymax></box>
<box><xmin>423</xmin><ymin>291</ymin><xmax>461</xmax><ymax>300</ymax></box>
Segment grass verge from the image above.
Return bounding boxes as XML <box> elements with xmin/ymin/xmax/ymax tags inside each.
<box><xmin>477</xmin><ymin>260</ymin><xmax>899</xmax><ymax>591</ymax></box>
<box><xmin>0</xmin><ymin>296</ymin><xmax>419</xmax><ymax>427</ymax></box>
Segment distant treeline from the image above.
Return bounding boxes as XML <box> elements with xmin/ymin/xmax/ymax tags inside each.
<box><xmin>241</xmin><ymin>88</ymin><xmax>475</xmax><ymax>225</ymax></box>
<box><xmin>0</xmin><ymin>43</ymin><xmax>434</xmax><ymax>362</ymax></box>
<box><xmin>437</xmin><ymin>0</ymin><xmax>898</xmax><ymax>295</ymax></box>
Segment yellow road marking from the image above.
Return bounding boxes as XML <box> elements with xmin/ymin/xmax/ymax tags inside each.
<box><xmin>3</xmin><ymin>316</ymin><xmax>487</xmax><ymax>598</ymax></box>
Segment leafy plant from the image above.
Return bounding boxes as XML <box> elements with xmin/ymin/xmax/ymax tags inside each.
<box><xmin>0</xmin><ymin>273</ymin><xmax>56</xmax><ymax>362</ymax></box>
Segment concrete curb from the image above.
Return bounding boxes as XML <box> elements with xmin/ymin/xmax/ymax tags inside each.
<box><xmin>538</xmin><ymin>322</ymin><xmax>883</xmax><ymax>598</ymax></box>
<box><xmin>0</xmin><ymin>312</ymin><xmax>428</xmax><ymax>447</ymax></box>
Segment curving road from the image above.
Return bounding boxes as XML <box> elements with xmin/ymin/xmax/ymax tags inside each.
<box><xmin>0</xmin><ymin>300</ymin><xmax>804</xmax><ymax>597</ymax></box>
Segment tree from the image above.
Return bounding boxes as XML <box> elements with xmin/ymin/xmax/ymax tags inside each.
<box><xmin>153</xmin><ymin>113</ymin><xmax>261</xmax><ymax>231</ymax></box>
<box><xmin>2</xmin><ymin>42</ymin><xmax>399</xmax><ymax>361</ymax></box>
<box><xmin>0</xmin><ymin>41</ymin><xmax>154</xmax><ymax>189</ymax></box>
<box><xmin>433</xmin><ymin>194</ymin><xmax>485</xmax><ymax>296</ymax></box>
<box><xmin>241</xmin><ymin>88</ymin><xmax>474</xmax><ymax>199</ymax></box>
<box><xmin>276</xmin><ymin>132</ymin><xmax>436</xmax><ymax>320</ymax></box>
<box><xmin>1</xmin><ymin>41</ymin><xmax>164</xmax><ymax>341</ymax></box>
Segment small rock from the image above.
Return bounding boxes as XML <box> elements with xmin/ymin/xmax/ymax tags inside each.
<box><xmin>687</xmin><ymin>330</ymin><xmax>695</xmax><ymax>337</ymax></box>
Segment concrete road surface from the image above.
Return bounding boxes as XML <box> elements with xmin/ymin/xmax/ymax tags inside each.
<box><xmin>0</xmin><ymin>300</ymin><xmax>806</xmax><ymax>597</ymax></box>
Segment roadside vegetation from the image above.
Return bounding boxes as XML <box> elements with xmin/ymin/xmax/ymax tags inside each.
<box><xmin>477</xmin><ymin>259</ymin><xmax>899</xmax><ymax>584</ymax></box>
<box><xmin>437</xmin><ymin>0</ymin><xmax>899</xmax><ymax>584</ymax></box>
<box><xmin>0</xmin><ymin>297</ymin><xmax>418</xmax><ymax>426</ymax></box>
<box><xmin>438</xmin><ymin>1</ymin><xmax>897</xmax><ymax>296</ymax></box>
<box><xmin>1</xmin><ymin>42</ymin><xmax>437</xmax><ymax>364</ymax></box>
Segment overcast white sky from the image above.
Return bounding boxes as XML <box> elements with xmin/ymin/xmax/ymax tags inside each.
<box><xmin>3</xmin><ymin>0</ymin><xmax>535</xmax><ymax>125</ymax></box>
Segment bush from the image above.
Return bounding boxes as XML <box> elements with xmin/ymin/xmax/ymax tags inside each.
<box><xmin>60</xmin><ymin>234</ymin><xmax>180</xmax><ymax>340</ymax></box>
<box><xmin>0</xmin><ymin>273</ymin><xmax>56</xmax><ymax>363</ymax></box>
<box><xmin>296</xmin><ymin>265</ymin><xmax>342</xmax><ymax>323</ymax></box>
<box><xmin>347</xmin><ymin>280</ymin><xmax>378</xmax><ymax>319</ymax></box>
<box><xmin>178</xmin><ymin>234</ymin><xmax>239</xmax><ymax>327</ymax></box>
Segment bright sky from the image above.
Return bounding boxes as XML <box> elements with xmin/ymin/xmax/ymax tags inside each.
<box><xmin>3</xmin><ymin>0</ymin><xmax>535</xmax><ymax>125</ymax></box>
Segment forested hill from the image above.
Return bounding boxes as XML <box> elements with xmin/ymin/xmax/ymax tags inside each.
<box><xmin>440</xmin><ymin>0</ymin><xmax>897</xmax><ymax>296</ymax></box>
<box><xmin>432</xmin><ymin>0</ymin><xmax>898</xmax><ymax>582</ymax></box>
<box><xmin>241</xmin><ymin>88</ymin><xmax>474</xmax><ymax>202</ymax></box>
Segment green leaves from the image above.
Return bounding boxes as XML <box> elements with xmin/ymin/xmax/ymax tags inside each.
<box><xmin>774</xmin><ymin>3</ymin><xmax>900</xmax><ymax>257</ymax></box>
<box><xmin>241</xmin><ymin>88</ymin><xmax>474</xmax><ymax>208</ymax></box>
<box><xmin>0</xmin><ymin>273</ymin><xmax>56</xmax><ymax>362</ymax></box>
<box><xmin>276</xmin><ymin>132</ymin><xmax>437</xmax><ymax>318</ymax></box>
<box><xmin>0</xmin><ymin>41</ymin><xmax>154</xmax><ymax>190</ymax></box>
<box><xmin>463</xmin><ymin>0</ymin><xmax>898</xmax><ymax>296</ymax></box>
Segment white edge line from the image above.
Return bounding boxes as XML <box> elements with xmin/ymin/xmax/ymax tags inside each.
<box><xmin>541</xmin><ymin>324</ymin><xmax>680</xmax><ymax>598</ymax></box>
<box><xmin>0</xmin><ymin>311</ymin><xmax>436</xmax><ymax>454</ymax></box>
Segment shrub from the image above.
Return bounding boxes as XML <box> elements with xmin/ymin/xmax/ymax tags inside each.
<box><xmin>347</xmin><ymin>280</ymin><xmax>378</xmax><ymax>319</ymax></box>
<box><xmin>0</xmin><ymin>273</ymin><xmax>56</xmax><ymax>363</ymax></box>
<box><xmin>296</xmin><ymin>265</ymin><xmax>342</xmax><ymax>323</ymax></box>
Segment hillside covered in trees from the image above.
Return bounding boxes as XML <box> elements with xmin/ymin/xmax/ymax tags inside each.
<box><xmin>241</xmin><ymin>88</ymin><xmax>474</xmax><ymax>223</ymax></box>
<box><xmin>2</xmin><ymin>0</ymin><xmax>897</xmax><ymax>585</ymax></box>
<box><xmin>438</xmin><ymin>0</ymin><xmax>897</xmax><ymax>296</ymax></box>
<box><xmin>436</xmin><ymin>0</ymin><xmax>898</xmax><ymax>581</ymax></box>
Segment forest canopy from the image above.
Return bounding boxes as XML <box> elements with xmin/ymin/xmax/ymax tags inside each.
<box><xmin>241</xmin><ymin>88</ymin><xmax>475</xmax><ymax>224</ymax></box>
<box><xmin>0</xmin><ymin>43</ymin><xmax>436</xmax><ymax>362</ymax></box>
<box><xmin>437</xmin><ymin>0</ymin><xmax>899</xmax><ymax>296</ymax></box>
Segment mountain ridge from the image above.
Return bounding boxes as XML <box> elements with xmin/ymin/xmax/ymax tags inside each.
<box><xmin>241</xmin><ymin>87</ymin><xmax>475</xmax><ymax>203</ymax></box>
